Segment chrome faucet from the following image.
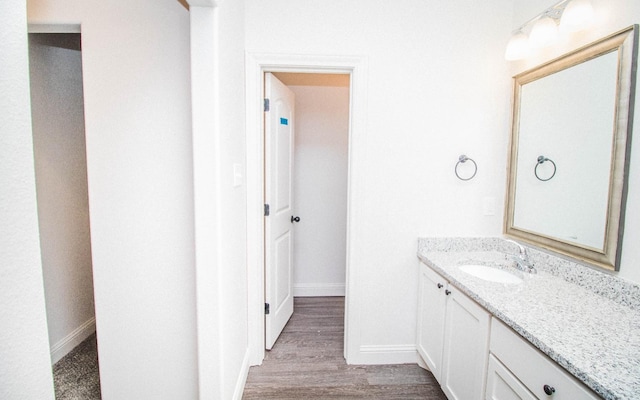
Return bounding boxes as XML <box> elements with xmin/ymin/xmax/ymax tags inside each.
<box><xmin>504</xmin><ymin>239</ymin><xmax>536</xmax><ymax>274</ymax></box>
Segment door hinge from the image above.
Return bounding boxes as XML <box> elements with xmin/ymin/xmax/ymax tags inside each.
<box><xmin>264</xmin><ymin>98</ymin><xmax>270</xmax><ymax>112</ymax></box>
<box><xmin>265</xmin><ymin>303</ymin><xmax>270</xmax><ymax>315</ymax></box>
<box><xmin>264</xmin><ymin>204</ymin><xmax>270</xmax><ymax>216</ymax></box>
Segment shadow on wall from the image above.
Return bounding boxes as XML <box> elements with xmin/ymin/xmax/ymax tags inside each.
<box><xmin>29</xmin><ymin>32</ymin><xmax>98</xmax><ymax>383</ymax></box>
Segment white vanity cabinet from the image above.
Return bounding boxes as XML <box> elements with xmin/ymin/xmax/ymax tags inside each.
<box><xmin>416</xmin><ymin>262</ymin><xmax>447</xmax><ymax>377</ymax></box>
<box><xmin>488</xmin><ymin>319</ymin><xmax>599</xmax><ymax>400</ymax></box>
<box><xmin>486</xmin><ymin>354</ymin><xmax>537</xmax><ymax>400</ymax></box>
<box><xmin>417</xmin><ymin>262</ymin><xmax>491</xmax><ymax>400</ymax></box>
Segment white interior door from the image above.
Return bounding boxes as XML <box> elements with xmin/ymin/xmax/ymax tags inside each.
<box><xmin>264</xmin><ymin>73</ymin><xmax>296</xmax><ymax>349</ymax></box>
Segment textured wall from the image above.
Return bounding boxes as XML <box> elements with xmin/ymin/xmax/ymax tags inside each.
<box><xmin>27</xmin><ymin>0</ymin><xmax>198</xmax><ymax>398</ymax></box>
<box><xmin>190</xmin><ymin>0</ymin><xmax>250</xmax><ymax>397</ymax></box>
<box><xmin>0</xmin><ymin>1</ymin><xmax>55</xmax><ymax>399</ymax></box>
<box><xmin>29</xmin><ymin>33</ymin><xmax>96</xmax><ymax>363</ymax></box>
<box><xmin>289</xmin><ymin>83</ymin><xmax>350</xmax><ymax>296</ymax></box>
<box><xmin>246</xmin><ymin>0</ymin><xmax>514</xmax><ymax>363</ymax></box>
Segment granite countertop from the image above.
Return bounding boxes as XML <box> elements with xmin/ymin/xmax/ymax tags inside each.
<box><xmin>417</xmin><ymin>238</ymin><xmax>640</xmax><ymax>400</ymax></box>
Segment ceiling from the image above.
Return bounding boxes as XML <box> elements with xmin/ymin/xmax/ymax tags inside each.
<box><xmin>272</xmin><ymin>72</ymin><xmax>350</xmax><ymax>87</ymax></box>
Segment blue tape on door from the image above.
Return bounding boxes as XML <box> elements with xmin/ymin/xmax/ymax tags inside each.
<box><xmin>280</xmin><ymin>118</ymin><xmax>288</xmax><ymax>125</ymax></box>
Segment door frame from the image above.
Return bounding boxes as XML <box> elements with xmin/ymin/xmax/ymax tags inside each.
<box><xmin>245</xmin><ymin>53</ymin><xmax>368</xmax><ymax>365</ymax></box>
<box><xmin>28</xmin><ymin>21</ymin><xmax>100</xmax><ymax>366</ymax></box>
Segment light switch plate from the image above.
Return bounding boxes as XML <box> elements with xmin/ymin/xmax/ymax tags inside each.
<box><xmin>233</xmin><ymin>163</ymin><xmax>243</xmax><ymax>187</ymax></box>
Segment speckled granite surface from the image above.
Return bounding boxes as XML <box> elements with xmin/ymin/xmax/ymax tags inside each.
<box><xmin>418</xmin><ymin>237</ymin><xmax>640</xmax><ymax>400</ymax></box>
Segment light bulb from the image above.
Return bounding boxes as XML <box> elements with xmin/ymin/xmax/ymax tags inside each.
<box><xmin>529</xmin><ymin>16</ymin><xmax>558</xmax><ymax>48</ymax></box>
<box><xmin>505</xmin><ymin>31</ymin><xmax>530</xmax><ymax>61</ymax></box>
<box><xmin>560</xmin><ymin>0</ymin><xmax>594</xmax><ymax>33</ymax></box>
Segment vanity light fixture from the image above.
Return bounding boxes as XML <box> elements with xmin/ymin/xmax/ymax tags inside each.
<box><xmin>505</xmin><ymin>31</ymin><xmax>530</xmax><ymax>61</ymax></box>
<box><xmin>560</xmin><ymin>0</ymin><xmax>595</xmax><ymax>33</ymax></box>
<box><xmin>504</xmin><ymin>0</ymin><xmax>595</xmax><ymax>61</ymax></box>
<box><xmin>529</xmin><ymin>15</ymin><xmax>560</xmax><ymax>49</ymax></box>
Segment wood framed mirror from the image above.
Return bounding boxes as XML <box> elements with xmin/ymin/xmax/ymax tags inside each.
<box><xmin>505</xmin><ymin>25</ymin><xmax>638</xmax><ymax>271</ymax></box>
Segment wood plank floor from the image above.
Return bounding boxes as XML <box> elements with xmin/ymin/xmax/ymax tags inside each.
<box><xmin>242</xmin><ymin>297</ymin><xmax>447</xmax><ymax>399</ymax></box>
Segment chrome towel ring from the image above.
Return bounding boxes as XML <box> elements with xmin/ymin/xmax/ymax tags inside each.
<box><xmin>455</xmin><ymin>155</ymin><xmax>477</xmax><ymax>181</ymax></box>
<box><xmin>535</xmin><ymin>156</ymin><xmax>556</xmax><ymax>181</ymax></box>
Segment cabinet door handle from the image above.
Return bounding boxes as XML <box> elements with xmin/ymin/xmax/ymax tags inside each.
<box><xmin>437</xmin><ymin>283</ymin><xmax>444</xmax><ymax>289</ymax></box>
<box><xmin>445</xmin><ymin>289</ymin><xmax>452</xmax><ymax>296</ymax></box>
<box><xmin>543</xmin><ymin>385</ymin><xmax>556</xmax><ymax>395</ymax></box>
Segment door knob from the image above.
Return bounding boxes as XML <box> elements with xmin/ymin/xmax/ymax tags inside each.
<box><xmin>291</xmin><ymin>216</ymin><xmax>301</xmax><ymax>223</ymax></box>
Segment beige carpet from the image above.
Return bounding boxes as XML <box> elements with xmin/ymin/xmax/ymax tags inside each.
<box><xmin>53</xmin><ymin>333</ymin><xmax>101</xmax><ymax>400</ymax></box>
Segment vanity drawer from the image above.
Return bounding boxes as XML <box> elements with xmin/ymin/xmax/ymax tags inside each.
<box><xmin>486</xmin><ymin>354</ymin><xmax>536</xmax><ymax>400</ymax></box>
<box><xmin>490</xmin><ymin>319</ymin><xmax>599</xmax><ymax>400</ymax></box>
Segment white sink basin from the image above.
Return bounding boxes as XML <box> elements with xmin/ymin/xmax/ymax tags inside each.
<box><xmin>458</xmin><ymin>264</ymin><xmax>523</xmax><ymax>284</ymax></box>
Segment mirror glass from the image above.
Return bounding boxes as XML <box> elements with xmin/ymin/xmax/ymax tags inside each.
<box><xmin>505</xmin><ymin>26</ymin><xmax>638</xmax><ymax>271</ymax></box>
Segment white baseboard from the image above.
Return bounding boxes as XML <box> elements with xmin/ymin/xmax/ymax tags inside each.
<box><xmin>50</xmin><ymin>317</ymin><xmax>96</xmax><ymax>364</ymax></box>
<box><xmin>352</xmin><ymin>344</ymin><xmax>419</xmax><ymax>365</ymax></box>
<box><xmin>232</xmin><ymin>348</ymin><xmax>252</xmax><ymax>400</ymax></box>
<box><xmin>294</xmin><ymin>283</ymin><xmax>345</xmax><ymax>297</ymax></box>
<box><xmin>417</xmin><ymin>354</ymin><xmax>429</xmax><ymax>370</ymax></box>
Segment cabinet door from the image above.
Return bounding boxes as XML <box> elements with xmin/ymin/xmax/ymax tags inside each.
<box><xmin>486</xmin><ymin>355</ymin><xmax>537</xmax><ymax>400</ymax></box>
<box><xmin>416</xmin><ymin>263</ymin><xmax>447</xmax><ymax>381</ymax></box>
<box><xmin>441</xmin><ymin>286</ymin><xmax>491</xmax><ymax>400</ymax></box>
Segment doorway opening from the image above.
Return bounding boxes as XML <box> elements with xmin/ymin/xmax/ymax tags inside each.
<box><xmin>246</xmin><ymin>53</ymin><xmax>367</xmax><ymax>366</ymax></box>
<box><xmin>264</xmin><ymin>72</ymin><xmax>350</xmax><ymax>349</ymax></box>
<box><xmin>28</xmin><ymin>30</ymin><xmax>101</xmax><ymax>399</ymax></box>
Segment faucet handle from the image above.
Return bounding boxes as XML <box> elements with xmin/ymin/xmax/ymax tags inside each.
<box><xmin>504</xmin><ymin>239</ymin><xmax>525</xmax><ymax>256</ymax></box>
<box><xmin>505</xmin><ymin>239</ymin><xmax>537</xmax><ymax>273</ymax></box>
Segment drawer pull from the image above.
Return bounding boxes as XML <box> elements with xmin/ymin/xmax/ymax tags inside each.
<box><xmin>544</xmin><ymin>384</ymin><xmax>556</xmax><ymax>395</ymax></box>
<box><xmin>445</xmin><ymin>289</ymin><xmax>452</xmax><ymax>296</ymax></box>
<box><xmin>437</xmin><ymin>283</ymin><xmax>444</xmax><ymax>289</ymax></box>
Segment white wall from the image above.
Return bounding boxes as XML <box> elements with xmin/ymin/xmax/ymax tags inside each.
<box><xmin>510</xmin><ymin>0</ymin><xmax>640</xmax><ymax>284</ymax></box>
<box><xmin>0</xmin><ymin>1</ymin><xmax>55</xmax><ymax>399</ymax></box>
<box><xmin>286</xmin><ymin>80</ymin><xmax>350</xmax><ymax>297</ymax></box>
<box><xmin>209</xmin><ymin>0</ymin><xmax>249</xmax><ymax>398</ymax></box>
<box><xmin>246</xmin><ymin>0</ymin><xmax>514</xmax><ymax>363</ymax></box>
<box><xmin>27</xmin><ymin>1</ymin><xmax>198</xmax><ymax>398</ymax></box>
<box><xmin>29</xmin><ymin>33</ymin><xmax>96</xmax><ymax>364</ymax></box>
<box><xmin>189</xmin><ymin>0</ymin><xmax>250</xmax><ymax>398</ymax></box>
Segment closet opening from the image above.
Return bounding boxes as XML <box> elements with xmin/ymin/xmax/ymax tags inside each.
<box><xmin>28</xmin><ymin>31</ymin><xmax>101</xmax><ymax>399</ymax></box>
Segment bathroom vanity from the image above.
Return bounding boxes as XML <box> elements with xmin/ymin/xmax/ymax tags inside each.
<box><xmin>416</xmin><ymin>238</ymin><xmax>640</xmax><ymax>400</ymax></box>
<box><xmin>416</xmin><ymin>24</ymin><xmax>640</xmax><ymax>400</ymax></box>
